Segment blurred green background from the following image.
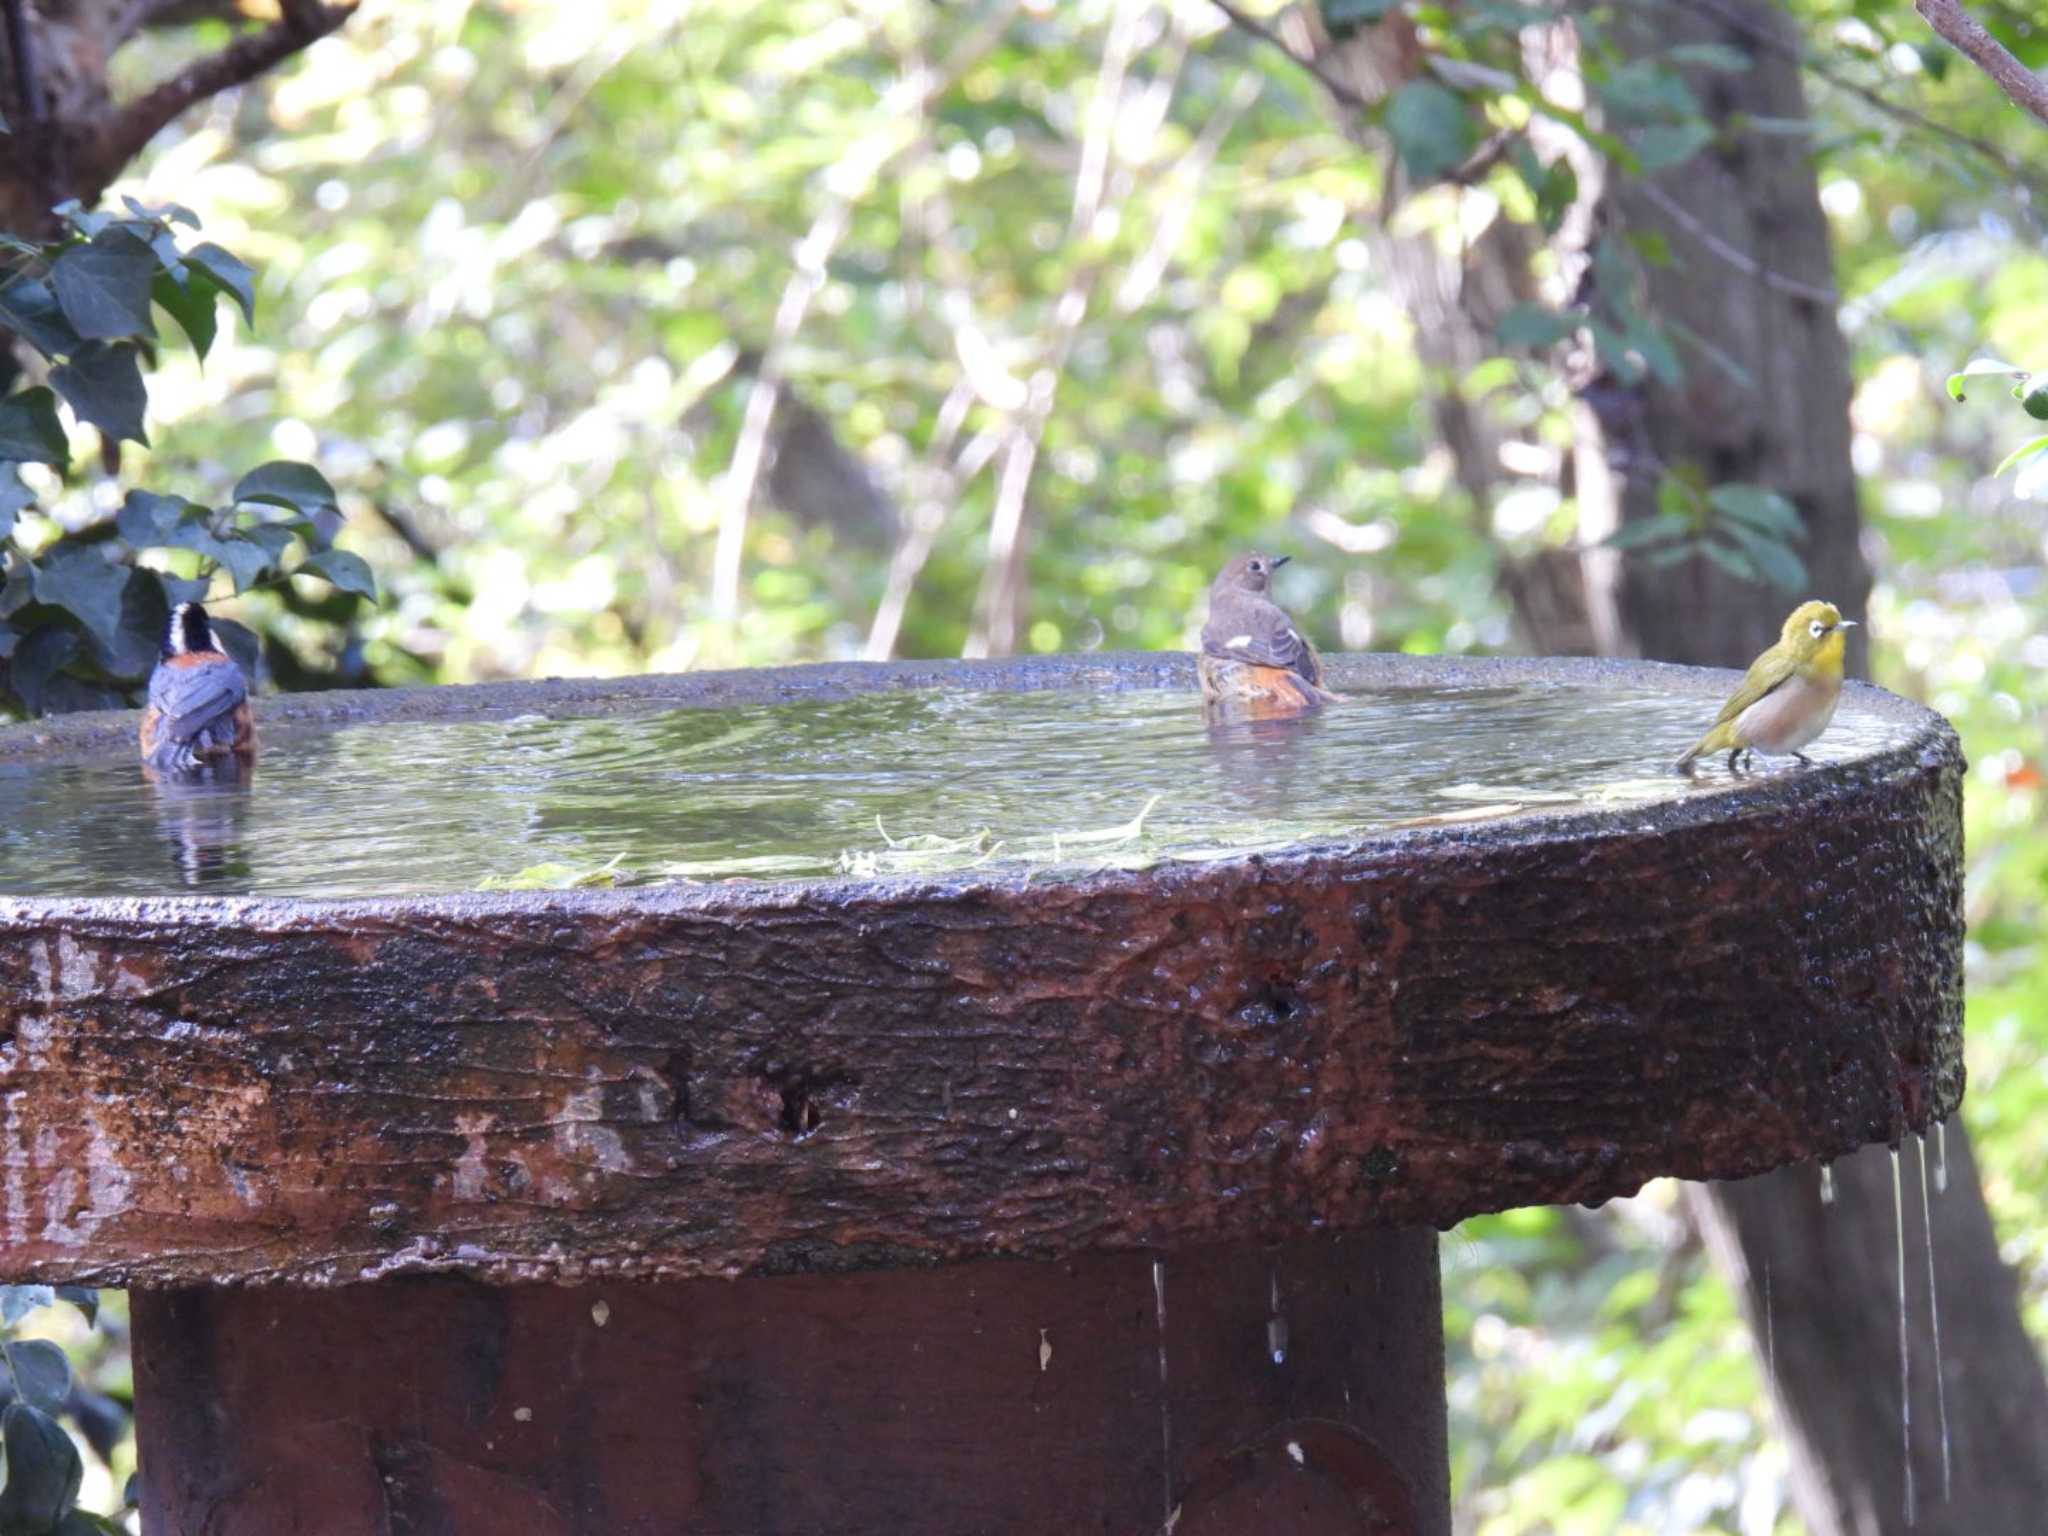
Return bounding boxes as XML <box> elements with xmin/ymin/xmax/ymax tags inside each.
<box><xmin>5</xmin><ymin>0</ymin><xmax>2047</xmax><ymax>1530</ymax></box>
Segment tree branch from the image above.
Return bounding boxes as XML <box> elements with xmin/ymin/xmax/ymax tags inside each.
<box><xmin>1208</xmin><ymin>0</ymin><xmax>1376</xmax><ymax>117</ymax></box>
<box><xmin>1915</xmin><ymin>0</ymin><xmax>2048</xmax><ymax>127</ymax></box>
<box><xmin>87</xmin><ymin>2</ymin><xmax>358</xmax><ymax>186</ymax></box>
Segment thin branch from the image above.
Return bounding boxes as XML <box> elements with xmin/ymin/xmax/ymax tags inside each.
<box><xmin>89</xmin><ymin>2</ymin><xmax>358</xmax><ymax>185</ymax></box>
<box><xmin>1915</xmin><ymin>0</ymin><xmax>2048</xmax><ymax>128</ymax></box>
<box><xmin>709</xmin><ymin>0</ymin><xmax>1020</xmax><ymax>619</ymax></box>
<box><xmin>1208</xmin><ymin>0</ymin><xmax>1377</xmax><ymax>117</ymax></box>
<box><xmin>1635</xmin><ymin>179</ymin><xmax>1839</xmax><ymax>305</ymax></box>
<box><xmin>1677</xmin><ymin>0</ymin><xmax>2046</xmax><ymax>205</ymax></box>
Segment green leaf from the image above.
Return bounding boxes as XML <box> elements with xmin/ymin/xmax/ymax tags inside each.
<box><xmin>2022</xmin><ymin>373</ymin><xmax>2048</xmax><ymax>420</ymax></box>
<box><xmin>0</xmin><ymin>1287</ymin><xmax>53</xmax><ymax>1327</ymax></box>
<box><xmin>49</xmin><ymin>342</ymin><xmax>148</xmax><ymax>446</ymax></box>
<box><xmin>298</xmin><ymin>548</ymin><xmax>377</xmax><ymax>598</ymax></box>
<box><xmin>0</xmin><ymin>278</ymin><xmax>85</xmax><ymax>359</ymax></box>
<box><xmin>50</xmin><ymin>200</ymin><xmax>112</xmax><ymax>239</ymax></box>
<box><xmin>52</xmin><ymin>1287</ymin><xmax>97</xmax><ymax>1328</ymax></box>
<box><xmin>1993</xmin><ymin>433</ymin><xmax>2048</xmax><ymax>477</ymax></box>
<box><xmin>0</xmin><ymin>1401</ymin><xmax>82</xmax><ymax>1534</ymax></box>
<box><xmin>1634</xmin><ymin>119</ymin><xmax>1714</xmax><ymax>171</ymax></box>
<box><xmin>1</xmin><ymin>1340</ymin><xmax>71</xmax><ymax>1412</ymax></box>
<box><xmin>0</xmin><ymin>389</ymin><xmax>70</xmax><ymax>466</ymax></box>
<box><xmin>214</xmin><ymin>534</ymin><xmax>277</xmax><ymax>595</ymax></box>
<box><xmin>1718</xmin><ymin>520</ymin><xmax>1807</xmax><ymax>590</ymax></box>
<box><xmin>32</xmin><ymin>546</ymin><xmax>131</xmax><ymax>655</ymax></box>
<box><xmin>49</xmin><ymin>231</ymin><xmax>158</xmax><ymax>341</ymax></box>
<box><xmin>1700</xmin><ymin>538</ymin><xmax>1758</xmax><ymax>581</ymax></box>
<box><xmin>233</xmin><ymin>460</ymin><xmax>337</xmax><ymax>518</ymax></box>
<box><xmin>1386</xmin><ymin>81</ymin><xmax>1475</xmax><ymax>183</ymax></box>
<box><xmin>238</xmin><ymin>523</ymin><xmax>298</xmax><ymax>563</ymax></box>
<box><xmin>117</xmin><ymin>489</ymin><xmax>206</xmax><ymax>547</ymax></box>
<box><xmin>0</xmin><ymin>469</ymin><xmax>29</xmax><ymax>542</ymax></box>
<box><xmin>1603</xmin><ymin>510</ymin><xmax>1690</xmax><ymax>550</ymax></box>
<box><xmin>186</xmin><ymin>243</ymin><xmax>256</xmax><ymax>325</ymax></box>
<box><xmin>1495</xmin><ymin>303</ymin><xmax>1575</xmax><ymax>350</ymax></box>
<box><xmin>1947</xmin><ymin>357</ymin><xmax>2026</xmax><ymax>401</ymax></box>
<box><xmin>1535</xmin><ymin>159</ymin><xmax>1577</xmax><ymax>234</ymax></box>
<box><xmin>152</xmin><ymin>267</ymin><xmax>219</xmax><ymax>362</ymax></box>
<box><xmin>122</xmin><ymin>194</ymin><xmax>200</xmax><ymax>230</ymax></box>
<box><xmin>1708</xmin><ymin>484</ymin><xmax>1802</xmax><ymax>536</ymax></box>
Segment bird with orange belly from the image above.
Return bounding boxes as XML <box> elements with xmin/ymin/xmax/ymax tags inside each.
<box><xmin>140</xmin><ymin>602</ymin><xmax>255</xmax><ymax>776</ymax></box>
<box><xmin>1197</xmin><ymin>552</ymin><xmax>1340</xmax><ymax>716</ymax></box>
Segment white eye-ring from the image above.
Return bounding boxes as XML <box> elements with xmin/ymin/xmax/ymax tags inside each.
<box><xmin>1809</xmin><ymin>620</ymin><xmax>1826</xmax><ymax>637</ymax></box>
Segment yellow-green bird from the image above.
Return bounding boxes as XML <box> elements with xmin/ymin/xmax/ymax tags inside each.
<box><xmin>1675</xmin><ymin>600</ymin><xmax>1857</xmax><ymax>777</ymax></box>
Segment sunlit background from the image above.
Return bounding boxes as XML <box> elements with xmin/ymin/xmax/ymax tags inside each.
<box><xmin>7</xmin><ymin>0</ymin><xmax>2047</xmax><ymax>1529</ymax></box>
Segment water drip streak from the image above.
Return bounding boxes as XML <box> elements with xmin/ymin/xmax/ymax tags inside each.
<box><xmin>1918</xmin><ymin>1135</ymin><xmax>1951</xmax><ymax>1500</ymax></box>
<box><xmin>1893</xmin><ymin>1146</ymin><xmax>1915</xmax><ymax>1526</ymax></box>
<box><xmin>1821</xmin><ymin>1162</ymin><xmax>1835</xmax><ymax>1205</ymax></box>
<box><xmin>1763</xmin><ymin>1259</ymin><xmax>1775</xmax><ymax>1381</ymax></box>
<box><xmin>1153</xmin><ymin>1258</ymin><xmax>1172</xmax><ymax>1522</ymax></box>
<box><xmin>1936</xmin><ymin>1121</ymin><xmax>1949</xmax><ymax>1194</ymax></box>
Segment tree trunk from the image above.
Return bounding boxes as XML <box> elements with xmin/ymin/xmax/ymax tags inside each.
<box><xmin>1582</xmin><ymin>3</ymin><xmax>2048</xmax><ymax>1530</ymax></box>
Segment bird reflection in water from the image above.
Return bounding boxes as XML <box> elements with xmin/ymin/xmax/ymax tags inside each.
<box><xmin>1201</xmin><ymin>706</ymin><xmax>1326</xmax><ymax>821</ymax></box>
<box><xmin>144</xmin><ymin>757</ymin><xmax>256</xmax><ymax>888</ymax></box>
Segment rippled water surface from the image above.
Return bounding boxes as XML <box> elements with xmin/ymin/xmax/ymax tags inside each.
<box><xmin>0</xmin><ymin>682</ymin><xmax>1907</xmax><ymax>898</ymax></box>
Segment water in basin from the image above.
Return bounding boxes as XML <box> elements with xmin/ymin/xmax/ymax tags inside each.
<box><xmin>0</xmin><ymin>682</ymin><xmax>1907</xmax><ymax>899</ymax></box>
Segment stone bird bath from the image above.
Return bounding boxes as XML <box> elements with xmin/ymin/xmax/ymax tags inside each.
<box><xmin>0</xmin><ymin>653</ymin><xmax>1961</xmax><ymax>1535</ymax></box>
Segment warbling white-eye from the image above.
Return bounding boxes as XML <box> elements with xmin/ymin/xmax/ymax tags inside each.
<box><xmin>1675</xmin><ymin>600</ymin><xmax>1857</xmax><ymax>777</ymax></box>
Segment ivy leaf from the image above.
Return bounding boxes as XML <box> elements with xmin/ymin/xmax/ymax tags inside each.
<box><xmin>50</xmin><ymin>230</ymin><xmax>158</xmax><ymax>341</ymax></box>
<box><xmin>0</xmin><ymin>1286</ymin><xmax>53</xmax><ymax>1327</ymax></box>
<box><xmin>0</xmin><ymin>1401</ymin><xmax>83</xmax><ymax>1533</ymax></box>
<box><xmin>214</xmin><ymin>534</ymin><xmax>278</xmax><ymax>595</ymax></box>
<box><xmin>117</xmin><ymin>489</ymin><xmax>206</xmax><ymax>547</ymax></box>
<box><xmin>1</xmin><ymin>1339</ymin><xmax>71</xmax><ymax>1412</ymax></box>
<box><xmin>238</xmin><ymin>523</ymin><xmax>298</xmax><ymax>564</ymax></box>
<box><xmin>0</xmin><ymin>468</ymin><xmax>30</xmax><ymax>542</ymax></box>
<box><xmin>152</xmin><ymin>268</ymin><xmax>219</xmax><ymax>363</ymax></box>
<box><xmin>298</xmin><ymin>548</ymin><xmax>377</xmax><ymax>598</ymax></box>
<box><xmin>7</xmin><ymin>624</ymin><xmax>78</xmax><ymax>716</ymax></box>
<box><xmin>186</xmin><ymin>243</ymin><xmax>256</xmax><ymax>325</ymax></box>
<box><xmin>0</xmin><ymin>278</ymin><xmax>85</xmax><ymax>359</ymax></box>
<box><xmin>32</xmin><ymin>546</ymin><xmax>131</xmax><ymax>656</ymax></box>
<box><xmin>1946</xmin><ymin>357</ymin><xmax>2026</xmax><ymax>401</ymax></box>
<box><xmin>234</xmin><ymin>460</ymin><xmax>337</xmax><ymax>518</ymax></box>
<box><xmin>50</xmin><ymin>342</ymin><xmax>149</xmax><ymax>446</ymax></box>
<box><xmin>53</xmin><ymin>1286</ymin><xmax>97</xmax><ymax>1328</ymax></box>
<box><xmin>0</xmin><ymin>388</ymin><xmax>71</xmax><ymax>465</ymax></box>
<box><xmin>1386</xmin><ymin>81</ymin><xmax>1474</xmax><ymax>183</ymax></box>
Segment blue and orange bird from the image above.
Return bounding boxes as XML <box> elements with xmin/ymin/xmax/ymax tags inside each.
<box><xmin>140</xmin><ymin>603</ymin><xmax>255</xmax><ymax>775</ymax></box>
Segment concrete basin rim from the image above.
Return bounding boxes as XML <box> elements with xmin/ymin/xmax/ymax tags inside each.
<box><xmin>0</xmin><ymin>651</ymin><xmax>1957</xmax><ymax>919</ymax></box>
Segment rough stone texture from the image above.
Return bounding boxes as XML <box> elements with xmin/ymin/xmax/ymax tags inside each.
<box><xmin>133</xmin><ymin>1229</ymin><xmax>1447</xmax><ymax>1536</ymax></box>
<box><xmin>0</xmin><ymin>654</ymin><xmax>1963</xmax><ymax>1286</ymax></box>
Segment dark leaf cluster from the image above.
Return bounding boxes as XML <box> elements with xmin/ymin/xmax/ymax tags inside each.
<box><xmin>0</xmin><ymin>1286</ymin><xmax>125</xmax><ymax>1536</ymax></box>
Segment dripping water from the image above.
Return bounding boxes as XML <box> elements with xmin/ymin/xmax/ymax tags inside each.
<box><xmin>1821</xmin><ymin>1162</ymin><xmax>1835</xmax><ymax>1205</ymax></box>
<box><xmin>1266</xmin><ymin>1270</ymin><xmax>1288</xmax><ymax>1365</ymax></box>
<box><xmin>1153</xmin><ymin>1258</ymin><xmax>1172</xmax><ymax>1521</ymax></box>
<box><xmin>1917</xmin><ymin>1134</ymin><xmax>1951</xmax><ymax>1500</ymax></box>
<box><xmin>1893</xmin><ymin>1146</ymin><xmax>1916</xmax><ymax>1527</ymax></box>
<box><xmin>1935</xmin><ymin>1120</ymin><xmax>1949</xmax><ymax>1194</ymax></box>
<box><xmin>1762</xmin><ymin>1258</ymin><xmax>1775</xmax><ymax>1381</ymax></box>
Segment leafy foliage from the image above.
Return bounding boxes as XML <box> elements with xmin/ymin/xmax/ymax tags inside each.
<box><xmin>0</xmin><ymin>1286</ymin><xmax>124</xmax><ymax>1536</ymax></box>
<box><xmin>1946</xmin><ymin>356</ymin><xmax>2048</xmax><ymax>496</ymax></box>
<box><xmin>0</xmin><ymin>205</ymin><xmax>373</xmax><ymax>718</ymax></box>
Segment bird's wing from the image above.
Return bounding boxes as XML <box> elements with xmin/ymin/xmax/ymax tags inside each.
<box><xmin>1708</xmin><ymin>648</ymin><xmax>1798</xmax><ymax>729</ymax></box>
<box><xmin>1202</xmin><ymin>596</ymin><xmax>1314</xmax><ymax>676</ymax></box>
<box><xmin>149</xmin><ymin>659</ymin><xmax>247</xmax><ymax>743</ymax></box>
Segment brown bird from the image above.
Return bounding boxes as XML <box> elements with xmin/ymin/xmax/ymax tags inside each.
<box><xmin>1197</xmin><ymin>553</ymin><xmax>1339</xmax><ymax>715</ymax></box>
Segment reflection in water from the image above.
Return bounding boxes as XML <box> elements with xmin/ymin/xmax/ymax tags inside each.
<box><xmin>145</xmin><ymin>760</ymin><xmax>256</xmax><ymax>889</ymax></box>
<box><xmin>0</xmin><ymin>682</ymin><xmax>1909</xmax><ymax>900</ymax></box>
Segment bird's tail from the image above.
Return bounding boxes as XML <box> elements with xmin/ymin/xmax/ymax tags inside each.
<box><xmin>1673</xmin><ymin>745</ymin><xmax>1701</xmax><ymax>778</ymax></box>
<box><xmin>1675</xmin><ymin>722</ymin><xmax>1735</xmax><ymax>778</ymax></box>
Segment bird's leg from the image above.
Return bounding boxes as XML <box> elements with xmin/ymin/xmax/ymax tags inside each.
<box><xmin>1727</xmin><ymin>749</ymin><xmax>1747</xmax><ymax>777</ymax></box>
<box><xmin>1793</xmin><ymin>752</ymin><xmax>1814</xmax><ymax>767</ymax></box>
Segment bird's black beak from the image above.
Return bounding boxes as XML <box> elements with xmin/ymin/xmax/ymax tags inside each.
<box><xmin>1270</xmin><ymin>555</ymin><xmax>1292</xmax><ymax>570</ymax></box>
